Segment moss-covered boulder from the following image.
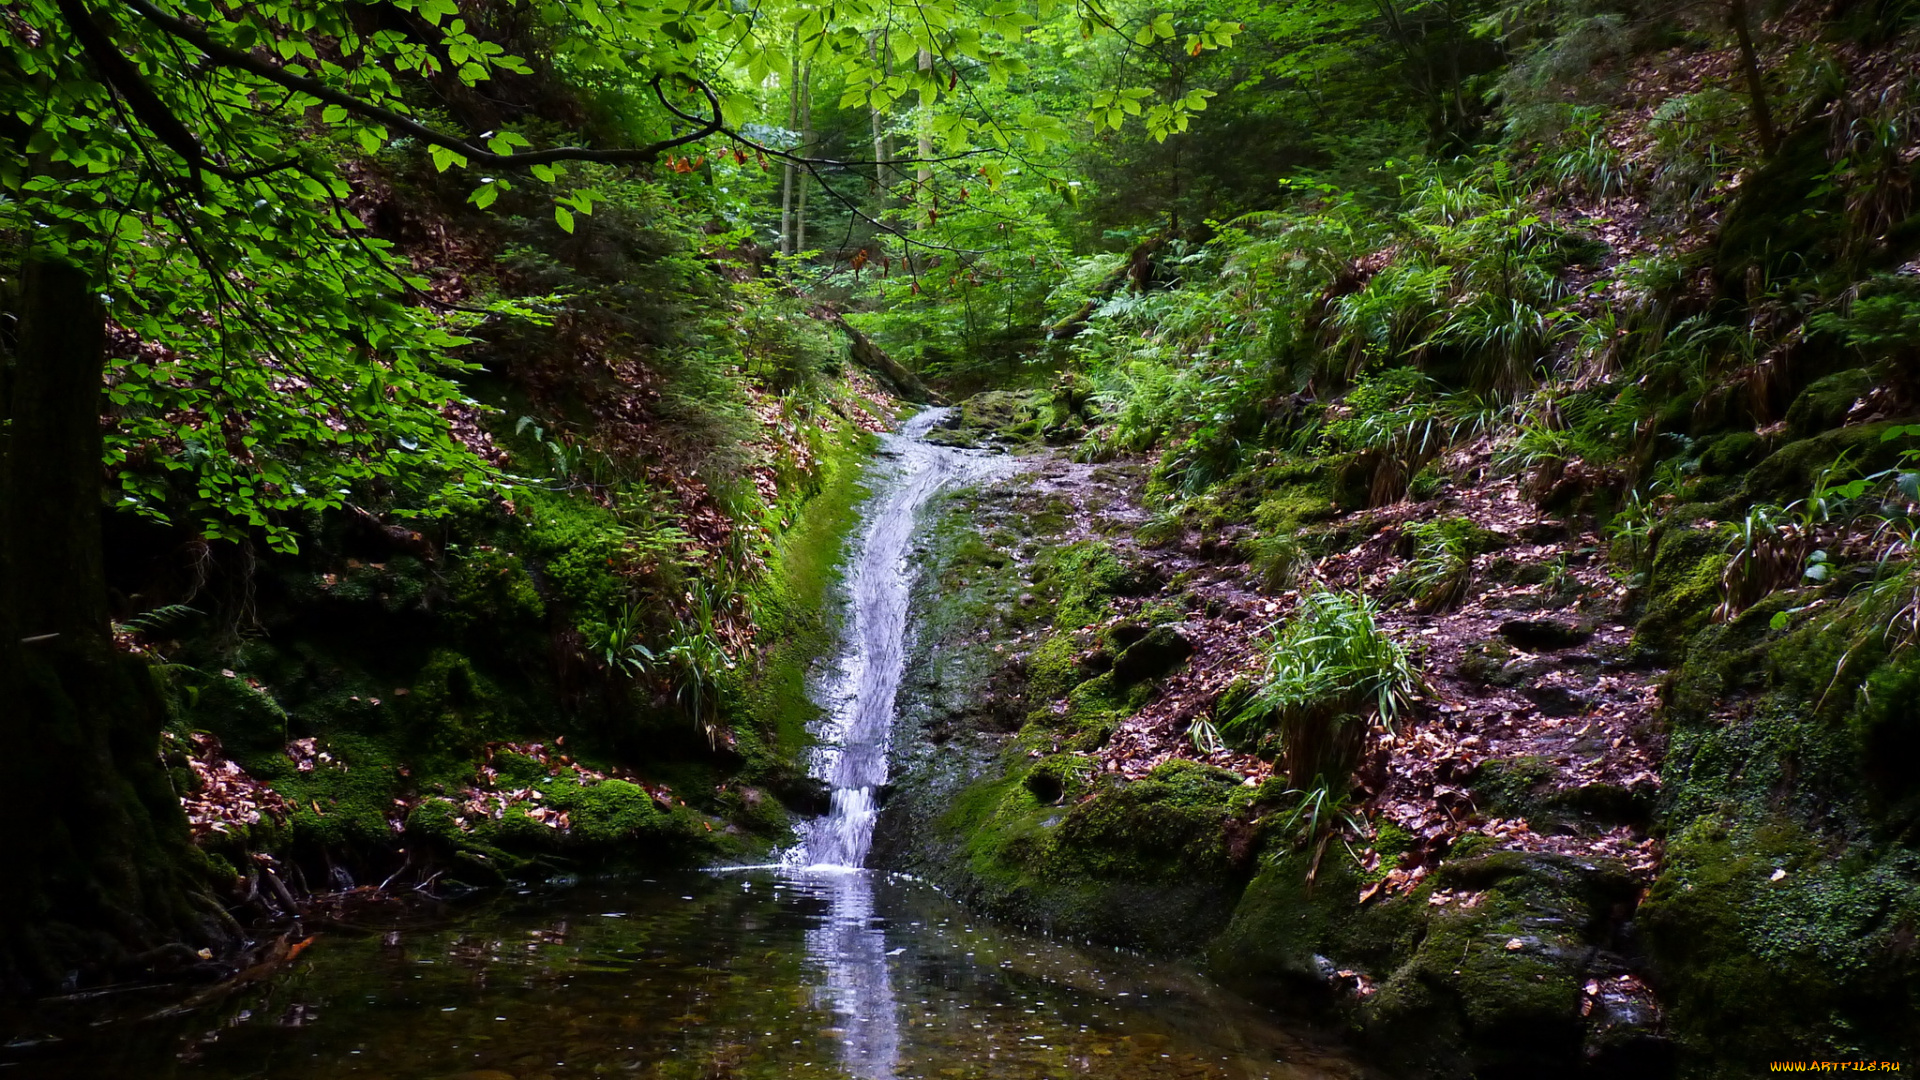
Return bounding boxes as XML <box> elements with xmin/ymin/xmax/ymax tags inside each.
<box><xmin>1785</xmin><ymin>369</ymin><xmax>1875</xmax><ymax>439</ymax></box>
<box><xmin>1641</xmin><ymin>814</ymin><xmax>1920</xmax><ymax>1073</ymax></box>
<box><xmin>931</xmin><ymin>760</ymin><xmax>1253</xmax><ymax>954</ymax></box>
<box><xmin>1212</xmin><ymin>847</ymin><xmax>1654</xmax><ymax>1078</ymax></box>
<box><xmin>1746</xmin><ymin>421</ymin><xmax>1918</xmax><ymax>501</ymax></box>
<box><xmin>1109</xmin><ymin>624</ymin><xmax>1194</xmax><ymax>685</ymax></box>
<box><xmin>1633</xmin><ymin>526</ymin><xmax>1730</xmax><ymax>663</ymax></box>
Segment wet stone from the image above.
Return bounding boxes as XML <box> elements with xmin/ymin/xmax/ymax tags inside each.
<box><xmin>1492</xmin><ymin>656</ymin><xmax>1557</xmax><ymax>688</ymax></box>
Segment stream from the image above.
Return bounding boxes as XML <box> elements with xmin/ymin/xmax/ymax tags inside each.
<box><xmin>0</xmin><ymin>412</ymin><xmax>1375</xmax><ymax>1080</ymax></box>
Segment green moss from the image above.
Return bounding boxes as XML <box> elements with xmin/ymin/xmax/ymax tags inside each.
<box><xmin>1633</xmin><ymin>526</ymin><xmax>1730</xmax><ymax>662</ymax></box>
<box><xmin>926</xmin><ymin>759</ymin><xmax>1251</xmax><ymax>953</ymax></box>
<box><xmin>1641</xmin><ymin>814</ymin><xmax>1920</xmax><ymax>1069</ymax></box>
<box><xmin>1470</xmin><ymin>755</ymin><xmax>1556</xmax><ymax>820</ymax></box>
<box><xmin>1252</xmin><ymin>486</ymin><xmax>1337</xmax><ymax>537</ymax></box>
<box><xmin>444</xmin><ymin>547</ymin><xmax>545</xmax><ymax>630</ymax></box>
<box><xmin>273</xmin><ymin>732</ymin><xmax>411</xmax><ymax>850</ymax></box>
<box><xmin>1024</xmin><ymin>632</ymin><xmax>1086</xmax><ymax>702</ymax></box>
<box><xmin>1210</xmin><ymin>847</ymin><xmax>1425</xmax><ymax>988</ymax></box>
<box><xmin>1786</xmin><ymin>370</ymin><xmax>1876</xmax><ymax>439</ymax></box>
<box><xmin>1696</xmin><ymin>431</ymin><xmax>1765</xmax><ymax>476</ymax></box>
<box><xmin>396</xmin><ymin>649</ymin><xmax>511</xmax><ymax>765</ymax></box>
<box><xmin>743</xmin><ymin>424</ymin><xmax>874</xmax><ymax>759</ymax></box>
<box><xmin>1746</xmin><ymin>421</ymin><xmax>1919</xmax><ymax>502</ymax></box>
<box><xmin>1022</xmin><ymin>753</ymin><xmax>1095</xmax><ymax>804</ymax></box>
<box><xmin>319</xmin><ymin>555</ymin><xmax>434</xmax><ymax>614</ymax></box>
<box><xmin>547</xmin><ymin>778</ymin><xmax>670</xmax><ymax>844</ymax></box>
<box><xmin>160</xmin><ymin>667</ymin><xmax>290</xmax><ymax>764</ymax></box>
<box><xmin>1036</xmin><ymin>541</ymin><xmax>1134</xmax><ymax>629</ymax></box>
<box><xmin>516</xmin><ymin>487</ymin><xmax>632</xmax><ymax>617</ymax></box>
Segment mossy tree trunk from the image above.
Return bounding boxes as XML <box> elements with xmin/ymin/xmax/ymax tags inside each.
<box><xmin>0</xmin><ymin>257</ymin><xmax>230</xmax><ymax>995</ymax></box>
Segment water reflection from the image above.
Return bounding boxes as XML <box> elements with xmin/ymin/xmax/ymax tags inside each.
<box><xmin>801</xmin><ymin>870</ymin><xmax>900</xmax><ymax>1080</ymax></box>
<box><xmin>0</xmin><ymin>871</ymin><xmax>1376</xmax><ymax>1079</ymax></box>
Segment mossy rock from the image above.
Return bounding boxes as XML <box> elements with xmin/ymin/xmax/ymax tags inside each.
<box><xmin>515</xmin><ymin>487</ymin><xmax>633</xmax><ymax>615</ymax></box>
<box><xmin>546</xmin><ymin>778</ymin><xmax>672</xmax><ymax>845</ymax></box>
<box><xmin>1785</xmin><ymin>369</ymin><xmax>1875</xmax><ymax>439</ymax></box>
<box><xmin>1034</xmin><ymin>541</ymin><xmax>1155</xmax><ymax>629</ymax></box>
<box><xmin>1023</xmin><ymin>754</ymin><xmax>1094</xmax><ymax>804</ymax></box>
<box><xmin>923</xmin><ymin>389</ymin><xmax>1048</xmax><ymax>447</ymax></box>
<box><xmin>1696</xmin><ymin>431</ymin><xmax>1767</xmax><ymax>476</ymax></box>
<box><xmin>444</xmin><ymin>547</ymin><xmax>546</xmax><ymax>631</ymax></box>
<box><xmin>1746</xmin><ymin>421</ymin><xmax>1918</xmax><ymax>502</ymax></box>
<box><xmin>1469</xmin><ymin>756</ymin><xmax>1557</xmax><ymax>820</ymax></box>
<box><xmin>1215</xmin><ymin>846</ymin><xmax>1649</xmax><ymax>1076</ymax></box>
<box><xmin>932</xmin><ymin>762</ymin><xmax>1250</xmax><ymax>954</ymax></box>
<box><xmin>1109</xmin><ymin>624</ymin><xmax>1194</xmax><ymax>686</ymax></box>
<box><xmin>395</xmin><ymin>650</ymin><xmax>512</xmax><ymax>763</ymax></box>
<box><xmin>1633</xmin><ymin>526</ymin><xmax>1730</xmax><ymax>663</ymax></box>
<box><xmin>161</xmin><ymin>667</ymin><xmax>291</xmax><ymax>765</ymax></box>
<box><xmin>1023</xmin><ymin>632</ymin><xmax>1089</xmax><ymax>701</ymax></box>
<box><xmin>1641</xmin><ymin>814</ymin><xmax>1920</xmax><ymax>1071</ymax></box>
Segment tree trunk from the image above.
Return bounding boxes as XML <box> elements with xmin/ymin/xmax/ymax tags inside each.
<box><xmin>780</xmin><ymin>34</ymin><xmax>800</xmax><ymax>256</ymax></box>
<box><xmin>796</xmin><ymin>62</ymin><xmax>813</xmax><ymax>254</ymax></box>
<box><xmin>1729</xmin><ymin>0</ymin><xmax>1778</xmax><ymax>156</ymax></box>
<box><xmin>828</xmin><ymin>312</ymin><xmax>938</xmax><ymax>403</ymax></box>
<box><xmin>0</xmin><ymin>258</ymin><xmax>230</xmax><ymax>996</ymax></box>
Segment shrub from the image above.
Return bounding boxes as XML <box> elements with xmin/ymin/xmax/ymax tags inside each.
<box><xmin>1224</xmin><ymin>589</ymin><xmax>1419</xmax><ymax>787</ymax></box>
<box><xmin>1394</xmin><ymin>517</ymin><xmax>1483</xmax><ymax>612</ymax></box>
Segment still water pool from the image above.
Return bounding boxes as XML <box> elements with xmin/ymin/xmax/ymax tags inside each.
<box><xmin>2</xmin><ymin>870</ymin><xmax>1375</xmax><ymax>1080</ymax></box>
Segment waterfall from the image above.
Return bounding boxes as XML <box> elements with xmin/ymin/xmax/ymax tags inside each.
<box><xmin>796</xmin><ymin>407</ymin><xmax>1009</xmax><ymax>869</ymax></box>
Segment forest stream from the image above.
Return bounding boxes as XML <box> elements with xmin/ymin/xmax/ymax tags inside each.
<box><xmin>0</xmin><ymin>413</ymin><xmax>1372</xmax><ymax>1079</ymax></box>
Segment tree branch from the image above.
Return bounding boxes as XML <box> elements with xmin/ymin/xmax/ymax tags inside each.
<box><xmin>117</xmin><ymin>0</ymin><xmax>723</xmax><ymax>168</ymax></box>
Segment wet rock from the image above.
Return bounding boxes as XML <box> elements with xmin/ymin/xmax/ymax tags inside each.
<box><xmin>1524</xmin><ymin>681</ymin><xmax>1592</xmax><ymax>718</ymax></box>
<box><xmin>1519</xmin><ymin>520</ymin><xmax>1566</xmax><ymax>543</ymax></box>
<box><xmin>1491</xmin><ymin>655</ymin><xmax>1556</xmax><ymax>688</ymax></box>
<box><xmin>766</xmin><ymin>773</ymin><xmax>831</xmax><ymax>817</ymax></box>
<box><xmin>1500</xmin><ymin>618</ymin><xmax>1593</xmax><ymax>651</ymax></box>
<box><xmin>1110</xmin><ymin>625</ymin><xmax>1194</xmax><ymax>686</ymax></box>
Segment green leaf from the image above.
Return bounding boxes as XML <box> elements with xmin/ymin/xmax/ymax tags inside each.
<box><xmin>554</xmin><ymin>205</ymin><xmax>575</xmax><ymax>233</ymax></box>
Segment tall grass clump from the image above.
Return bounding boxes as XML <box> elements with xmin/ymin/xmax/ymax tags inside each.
<box><xmin>1393</xmin><ymin>517</ymin><xmax>1482</xmax><ymax>612</ymax></box>
<box><xmin>1223</xmin><ymin>589</ymin><xmax>1419</xmax><ymax>787</ymax></box>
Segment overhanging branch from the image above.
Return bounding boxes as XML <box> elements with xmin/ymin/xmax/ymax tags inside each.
<box><xmin>118</xmin><ymin>0</ymin><xmax>723</xmax><ymax>168</ymax></box>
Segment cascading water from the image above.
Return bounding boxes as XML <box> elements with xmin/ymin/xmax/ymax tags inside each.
<box><xmin>795</xmin><ymin>407</ymin><xmax>1014</xmax><ymax>870</ymax></box>
<box><xmin>784</xmin><ymin>408</ymin><xmax>1015</xmax><ymax>1080</ymax></box>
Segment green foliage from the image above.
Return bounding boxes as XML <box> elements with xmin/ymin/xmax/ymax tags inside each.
<box><xmin>1393</xmin><ymin>517</ymin><xmax>1483</xmax><ymax>613</ymax></box>
<box><xmin>1495</xmin><ymin>384</ymin><xmax>1647</xmax><ymax>477</ymax></box>
<box><xmin>1810</xmin><ymin>274</ymin><xmax>1920</xmax><ymax>360</ymax></box>
<box><xmin>1321</xmin><ymin>369</ymin><xmax>1491</xmax><ymax>505</ymax></box>
<box><xmin>1225</xmin><ymin>588</ymin><xmax>1417</xmax><ymax>787</ymax></box>
<box><xmin>1646</xmin><ymin>88</ymin><xmax>1751</xmax><ymax>211</ymax></box>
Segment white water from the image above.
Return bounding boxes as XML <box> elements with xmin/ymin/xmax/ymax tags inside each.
<box><xmin>795</xmin><ymin>408</ymin><xmax>1014</xmax><ymax>869</ymax></box>
<box><xmin>782</xmin><ymin>408</ymin><xmax>1014</xmax><ymax>1080</ymax></box>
